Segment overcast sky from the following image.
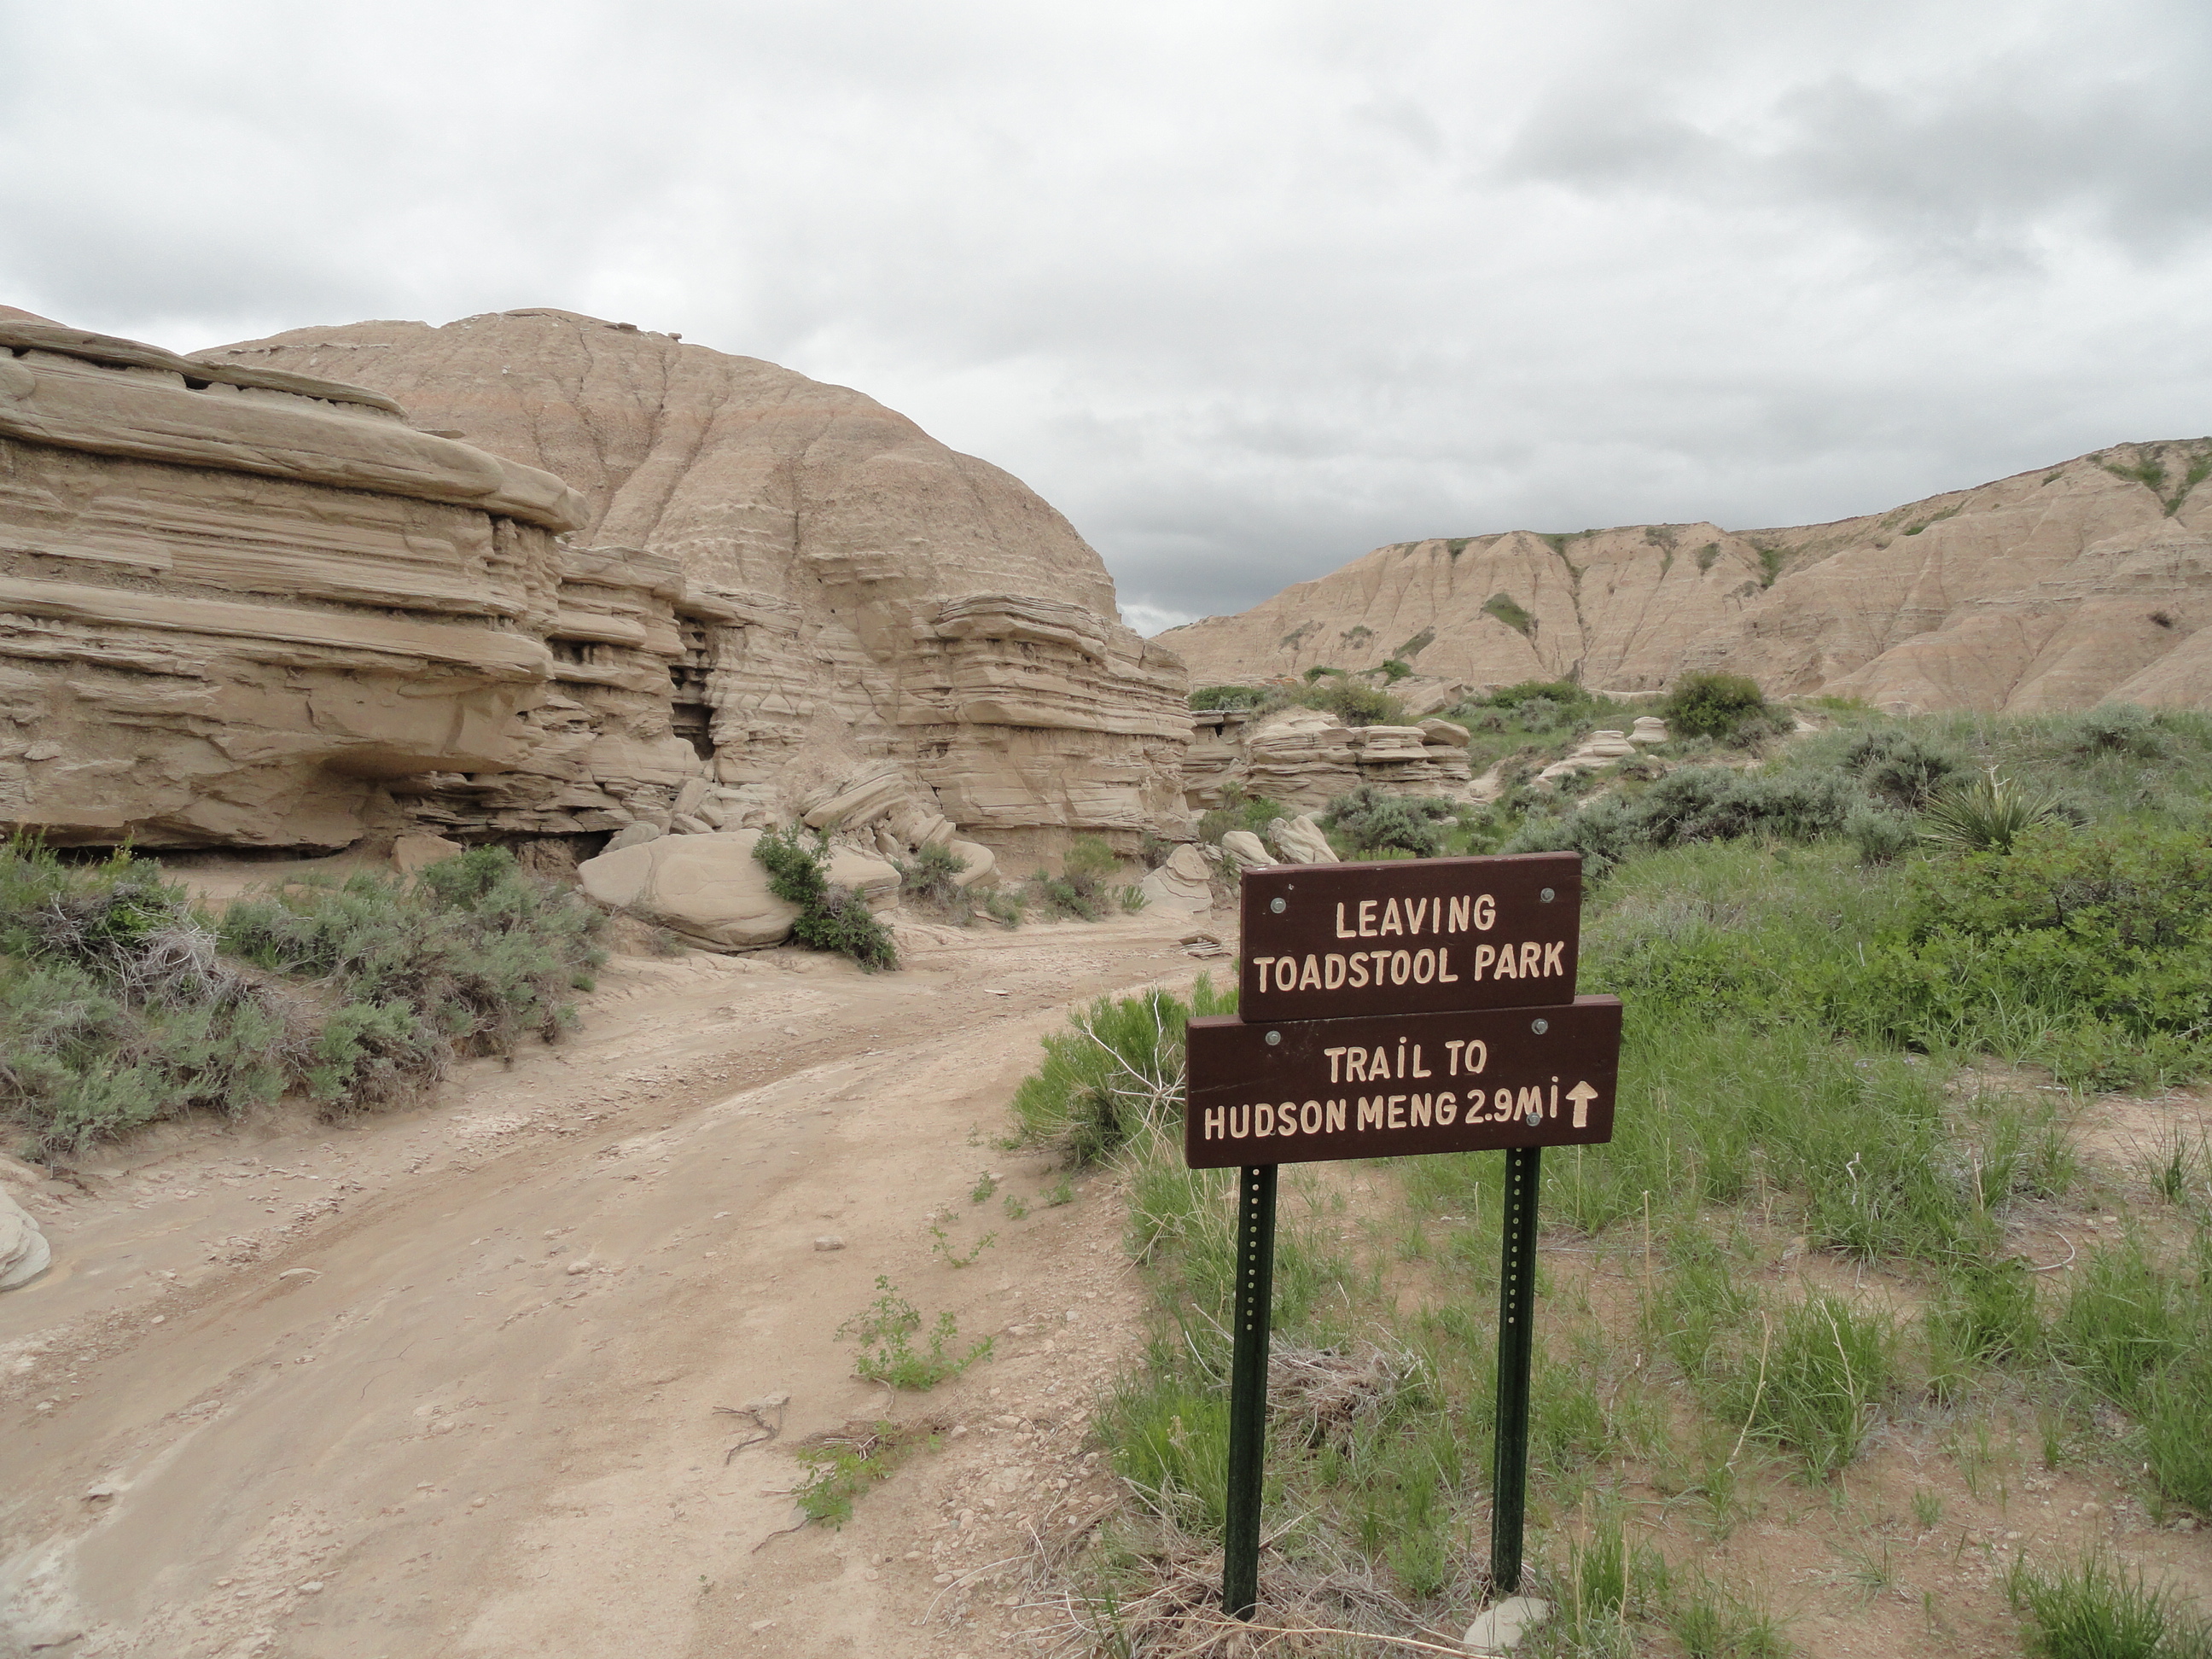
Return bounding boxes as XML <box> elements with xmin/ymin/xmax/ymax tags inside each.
<box><xmin>4</xmin><ymin>2</ymin><xmax>2209</xmax><ymax>632</ymax></box>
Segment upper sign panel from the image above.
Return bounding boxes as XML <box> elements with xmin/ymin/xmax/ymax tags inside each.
<box><xmin>1237</xmin><ymin>852</ymin><xmax>1582</xmax><ymax>1021</ymax></box>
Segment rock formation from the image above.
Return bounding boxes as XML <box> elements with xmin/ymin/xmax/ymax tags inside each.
<box><xmin>1185</xmin><ymin>705</ymin><xmax>1476</xmax><ymax>812</ymax></box>
<box><xmin>1161</xmin><ymin>439</ymin><xmax>2212</xmax><ymax>713</ymax></box>
<box><xmin>0</xmin><ymin>314</ymin><xmax>600</xmax><ymax>847</ymax></box>
<box><xmin>199</xmin><ymin>310</ymin><xmax>1193</xmax><ymax>862</ymax></box>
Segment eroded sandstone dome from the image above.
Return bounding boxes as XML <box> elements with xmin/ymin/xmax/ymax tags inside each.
<box><xmin>201</xmin><ymin>310</ymin><xmax>1191</xmax><ymax>858</ymax></box>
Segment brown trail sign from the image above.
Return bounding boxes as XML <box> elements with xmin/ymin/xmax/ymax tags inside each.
<box><xmin>1238</xmin><ymin>851</ymin><xmax>1581</xmax><ymax>1021</ymax></box>
<box><xmin>1188</xmin><ymin>850</ymin><xmax>1622</xmax><ymax>1621</ymax></box>
<box><xmin>1185</xmin><ymin>997</ymin><xmax>1622</xmax><ymax>1168</ymax></box>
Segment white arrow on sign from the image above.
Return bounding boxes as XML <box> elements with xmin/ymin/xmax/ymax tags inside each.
<box><xmin>1565</xmin><ymin>1081</ymin><xmax>1599</xmax><ymax>1129</ymax></box>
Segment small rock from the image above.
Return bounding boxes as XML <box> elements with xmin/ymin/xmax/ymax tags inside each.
<box><xmin>1464</xmin><ymin>1596</ymin><xmax>1551</xmax><ymax>1653</ymax></box>
<box><xmin>84</xmin><ymin>1483</ymin><xmax>119</xmax><ymax>1502</ymax></box>
<box><xmin>390</xmin><ymin>832</ymin><xmax>463</xmax><ymax>876</ymax></box>
<box><xmin>297</xmin><ymin>1581</ymin><xmax>323</xmax><ymax>1595</ymax></box>
<box><xmin>565</xmin><ymin>1261</ymin><xmax>592</xmax><ymax>1276</ymax></box>
<box><xmin>813</xmin><ymin>1236</ymin><xmax>846</xmax><ymax>1251</ymax></box>
<box><xmin>748</xmin><ymin>1618</ymin><xmax>777</xmax><ymax>1632</ymax></box>
<box><xmin>2174</xmin><ymin>1516</ymin><xmax>2199</xmax><ymax>1532</ymax></box>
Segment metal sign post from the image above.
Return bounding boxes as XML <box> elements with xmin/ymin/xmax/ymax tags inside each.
<box><xmin>1185</xmin><ymin>853</ymin><xmax>1621</xmax><ymax>1618</ymax></box>
<box><xmin>1223</xmin><ymin>1163</ymin><xmax>1277</xmax><ymax>1621</ymax></box>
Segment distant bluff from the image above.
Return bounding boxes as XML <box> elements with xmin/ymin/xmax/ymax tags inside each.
<box><xmin>204</xmin><ymin>310</ymin><xmax>1191</xmax><ymax>859</ymax></box>
<box><xmin>1159</xmin><ymin>440</ymin><xmax>2212</xmax><ymax>712</ymax></box>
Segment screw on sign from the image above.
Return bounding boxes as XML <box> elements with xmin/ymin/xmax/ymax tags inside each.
<box><xmin>1187</xmin><ymin>852</ymin><xmax>1622</xmax><ymax>1620</ymax></box>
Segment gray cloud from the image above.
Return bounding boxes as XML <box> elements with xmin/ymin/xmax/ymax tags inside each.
<box><xmin>4</xmin><ymin>0</ymin><xmax>2209</xmax><ymax>632</ymax></box>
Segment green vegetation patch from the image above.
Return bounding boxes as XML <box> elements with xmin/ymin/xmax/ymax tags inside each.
<box><xmin>751</xmin><ymin>825</ymin><xmax>898</xmax><ymax>969</ymax></box>
<box><xmin>3</xmin><ymin>838</ymin><xmax>605</xmax><ymax>1156</ymax></box>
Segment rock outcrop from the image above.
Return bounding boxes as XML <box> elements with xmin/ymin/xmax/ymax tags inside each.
<box><xmin>1161</xmin><ymin>439</ymin><xmax>2212</xmax><ymax>713</ymax></box>
<box><xmin>2</xmin><ymin>309</ymin><xmax>1190</xmax><ymax>859</ymax></box>
<box><xmin>1187</xmin><ymin>704</ymin><xmax>1477</xmax><ymax>812</ymax></box>
<box><xmin>0</xmin><ymin>1187</ymin><xmax>49</xmax><ymax>1291</ymax></box>
<box><xmin>201</xmin><ymin>310</ymin><xmax>1193</xmax><ymax>859</ymax></box>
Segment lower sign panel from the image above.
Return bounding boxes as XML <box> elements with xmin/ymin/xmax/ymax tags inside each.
<box><xmin>1184</xmin><ymin>997</ymin><xmax>1622</xmax><ymax>1169</ymax></box>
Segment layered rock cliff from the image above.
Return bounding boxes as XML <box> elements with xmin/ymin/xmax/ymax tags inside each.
<box><xmin>1</xmin><ymin>309</ymin><xmax>1190</xmax><ymax>857</ymax></box>
<box><xmin>1161</xmin><ymin>441</ymin><xmax>2212</xmax><ymax>713</ymax></box>
<box><xmin>201</xmin><ymin>311</ymin><xmax>1191</xmax><ymax>859</ymax></box>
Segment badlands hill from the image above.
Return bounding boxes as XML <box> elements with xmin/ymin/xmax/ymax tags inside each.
<box><xmin>1160</xmin><ymin>439</ymin><xmax>2212</xmax><ymax>712</ymax></box>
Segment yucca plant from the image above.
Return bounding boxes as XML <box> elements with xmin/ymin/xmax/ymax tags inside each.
<box><xmin>1920</xmin><ymin>768</ymin><xmax>2070</xmax><ymax>853</ymax></box>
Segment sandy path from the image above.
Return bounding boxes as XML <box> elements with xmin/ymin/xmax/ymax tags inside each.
<box><xmin>0</xmin><ymin>911</ymin><xmax>1219</xmax><ymax>1659</ymax></box>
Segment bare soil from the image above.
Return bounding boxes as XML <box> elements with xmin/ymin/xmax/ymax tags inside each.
<box><xmin>0</xmin><ymin>905</ymin><xmax>1208</xmax><ymax>1659</ymax></box>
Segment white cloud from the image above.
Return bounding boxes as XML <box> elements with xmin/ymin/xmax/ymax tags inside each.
<box><xmin>4</xmin><ymin>0</ymin><xmax>2209</xmax><ymax>629</ymax></box>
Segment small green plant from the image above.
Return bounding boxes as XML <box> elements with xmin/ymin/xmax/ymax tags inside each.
<box><xmin>2004</xmin><ymin>1548</ymin><xmax>2212</xmax><ymax>1659</ymax></box>
<box><xmin>1378</xmin><ymin>657</ymin><xmax>1412</xmax><ymax>681</ymax></box>
<box><xmin>1669</xmin><ymin>1569</ymin><xmax>1791</xmax><ymax>1657</ymax></box>
<box><xmin>792</xmin><ymin>1419</ymin><xmax>940</xmax><ymax>1528</ymax></box>
<box><xmin>1040</xmin><ymin>1174</ymin><xmax>1075</xmax><ymax>1208</ymax></box>
<box><xmin>1117</xmin><ymin>882</ymin><xmax>1149</xmax><ymax>914</ymax></box>
<box><xmin>1002</xmin><ymin>1192</ymin><xmax>1029</xmax><ymax>1220</ymax></box>
<box><xmin>1912</xmin><ymin>1487</ymin><xmax>1942</xmax><ymax>1530</ymax></box>
<box><xmin>896</xmin><ymin>841</ymin><xmax>973</xmax><ymax>921</ymax></box>
<box><xmin>838</xmin><ymin>1277</ymin><xmax>992</xmax><ymax>1388</ymax></box>
<box><xmin>928</xmin><ymin>1222</ymin><xmax>997</xmax><ymax>1268</ymax></box>
<box><xmin>969</xmin><ymin>1171</ymin><xmax>998</xmax><ymax>1203</ymax></box>
<box><xmin>1723</xmin><ymin>1296</ymin><xmax>1896</xmax><ymax>1478</ymax></box>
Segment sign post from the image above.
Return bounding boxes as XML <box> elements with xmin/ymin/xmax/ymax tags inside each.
<box><xmin>1185</xmin><ymin>852</ymin><xmax>1621</xmax><ymax>1615</ymax></box>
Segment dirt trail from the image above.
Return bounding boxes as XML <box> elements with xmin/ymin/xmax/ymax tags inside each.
<box><xmin>1</xmin><ymin>909</ymin><xmax>1220</xmax><ymax>1659</ymax></box>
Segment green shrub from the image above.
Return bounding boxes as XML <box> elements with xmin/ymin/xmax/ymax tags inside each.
<box><xmin>1010</xmin><ymin>977</ymin><xmax>1236</xmax><ymax>1164</ymax></box>
<box><xmin>1855</xmin><ymin>822</ymin><xmax>2212</xmax><ymax>1086</ymax></box>
<box><xmin>1378</xmin><ymin>657</ymin><xmax>1412</xmax><ymax>681</ymax></box>
<box><xmin>1197</xmin><ymin>787</ymin><xmax>1287</xmax><ymax>847</ymax></box>
<box><xmin>1323</xmin><ymin>785</ymin><xmax>1456</xmax><ymax>858</ymax></box>
<box><xmin>749</xmin><ymin>826</ymin><xmax>898</xmax><ymax>969</ymax></box>
<box><xmin>2068</xmin><ymin>701</ymin><xmax>2171</xmax><ymax>760</ymax></box>
<box><xmin>1664</xmin><ymin>673</ymin><xmax>1790</xmax><ymax>743</ymax></box>
<box><xmin>3</xmin><ymin>839</ymin><xmax>604</xmax><ymax>1152</ymax></box>
<box><xmin>222</xmin><ymin>847</ymin><xmax>607</xmax><ymax>1062</ymax></box>
<box><xmin>1846</xmin><ymin>806</ymin><xmax>1919</xmax><ymax>864</ymax></box>
<box><xmin>1189</xmin><ymin>684</ymin><xmax>1272</xmax><ymax>712</ymax></box>
<box><xmin>1505</xmin><ymin>765</ymin><xmax>1856</xmax><ymax>875</ymax></box>
<box><xmin>1841</xmin><ymin>729</ymin><xmax>1965</xmax><ymax>809</ymax></box>
<box><xmin>1294</xmin><ymin>678</ymin><xmax>1405</xmax><ymax>727</ymax></box>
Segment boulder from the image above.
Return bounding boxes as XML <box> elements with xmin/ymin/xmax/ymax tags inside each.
<box><xmin>391</xmin><ymin>833</ymin><xmax>463</xmax><ymax>876</ymax></box>
<box><xmin>825</xmin><ymin>848</ymin><xmax>902</xmax><ymax>912</ymax></box>
<box><xmin>578</xmin><ymin>830</ymin><xmax>800</xmax><ymax>949</ymax></box>
<box><xmin>1629</xmin><ymin>715</ymin><xmax>1669</xmax><ymax>744</ymax></box>
<box><xmin>1585</xmin><ymin>730</ymin><xmax>1635</xmax><ymax>758</ymax></box>
<box><xmin>1417</xmin><ymin>718</ymin><xmax>1471</xmax><ymax>748</ymax></box>
<box><xmin>944</xmin><ymin>838</ymin><xmax>998</xmax><ymax>888</ymax></box>
<box><xmin>603</xmin><ymin>821</ymin><xmax>664</xmax><ymax>853</ymax></box>
<box><xmin>1220</xmin><ymin>830</ymin><xmax>1274</xmax><ymax>871</ymax></box>
<box><xmin>0</xmin><ymin>1190</ymin><xmax>49</xmax><ymax>1292</ymax></box>
<box><xmin>803</xmin><ymin>767</ymin><xmax>909</xmax><ymax>831</ymax></box>
<box><xmin>1269</xmin><ymin>814</ymin><xmax>1337</xmax><ymax>865</ymax></box>
<box><xmin>1138</xmin><ymin>843</ymin><xmax>1214</xmax><ymax>913</ymax></box>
